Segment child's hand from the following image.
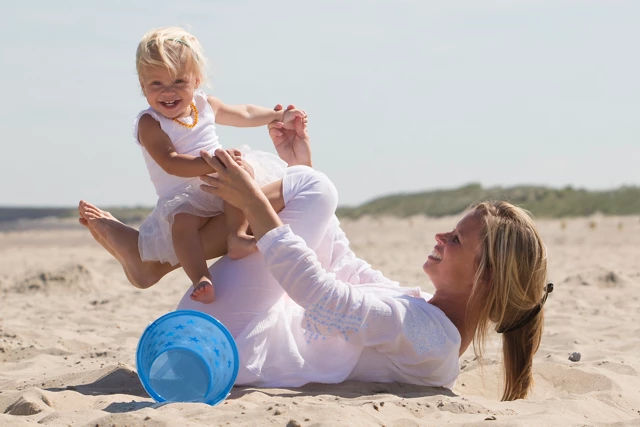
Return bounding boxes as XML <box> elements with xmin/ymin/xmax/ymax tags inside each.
<box><xmin>268</xmin><ymin>104</ymin><xmax>312</xmax><ymax>167</ymax></box>
<box><xmin>281</xmin><ymin>106</ymin><xmax>307</xmax><ymax>131</ymax></box>
<box><xmin>200</xmin><ymin>149</ymin><xmax>264</xmax><ymax>212</ymax></box>
<box><xmin>203</xmin><ymin>149</ymin><xmax>255</xmax><ymax>178</ymax></box>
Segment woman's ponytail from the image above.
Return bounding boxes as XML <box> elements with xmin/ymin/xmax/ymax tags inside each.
<box><xmin>500</xmin><ymin>311</ymin><xmax>543</xmax><ymax>400</ymax></box>
<box><xmin>468</xmin><ymin>201</ymin><xmax>550</xmax><ymax>401</ymax></box>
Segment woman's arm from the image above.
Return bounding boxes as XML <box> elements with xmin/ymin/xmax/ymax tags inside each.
<box><xmin>138</xmin><ymin>114</ymin><xmax>214</xmax><ymax>177</ymax></box>
<box><xmin>257</xmin><ymin>224</ymin><xmax>405</xmax><ymax>346</ymax></box>
<box><xmin>257</xmin><ymin>224</ymin><xmax>461</xmax><ymax>372</ymax></box>
<box><xmin>200</xmin><ymin>149</ymin><xmax>283</xmax><ymax>239</ymax></box>
<box><xmin>199</xmin><ymin>150</ymin><xmax>449</xmax><ymax>353</ymax></box>
<box><xmin>208</xmin><ymin>96</ymin><xmax>303</xmax><ymax>128</ymax></box>
<box><xmin>199</xmin><ymin>149</ymin><xmax>398</xmax><ymax>344</ymax></box>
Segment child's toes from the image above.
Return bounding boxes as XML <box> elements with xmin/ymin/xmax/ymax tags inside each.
<box><xmin>190</xmin><ymin>282</ymin><xmax>215</xmax><ymax>303</ymax></box>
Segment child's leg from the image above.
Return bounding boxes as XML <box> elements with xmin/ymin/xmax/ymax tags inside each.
<box><xmin>79</xmin><ymin>200</ymin><xmax>229</xmax><ymax>289</ymax></box>
<box><xmin>224</xmin><ymin>202</ymin><xmax>258</xmax><ymax>260</ymax></box>
<box><xmin>177</xmin><ymin>166</ymin><xmax>340</xmax><ymax>336</ymax></box>
<box><xmin>77</xmin><ymin>178</ymin><xmax>285</xmax><ymax>289</ymax></box>
<box><xmin>172</xmin><ymin>213</ymin><xmax>215</xmax><ymax>303</ymax></box>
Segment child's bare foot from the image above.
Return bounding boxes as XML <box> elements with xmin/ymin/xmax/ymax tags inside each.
<box><xmin>227</xmin><ymin>233</ymin><xmax>257</xmax><ymax>260</ymax></box>
<box><xmin>78</xmin><ymin>200</ymin><xmax>166</xmax><ymax>288</ymax></box>
<box><xmin>78</xmin><ymin>201</ymin><xmax>121</xmax><ymax>258</ymax></box>
<box><xmin>190</xmin><ymin>279</ymin><xmax>215</xmax><ymax>303</ymax></box>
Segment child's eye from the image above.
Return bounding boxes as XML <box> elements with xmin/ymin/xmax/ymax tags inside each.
<box><xmin>452</xmin><ymin>235</ymin><xmax>460</xmax><ymax>244</ymax></box>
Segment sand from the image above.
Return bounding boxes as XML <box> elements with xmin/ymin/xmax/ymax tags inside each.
<box><xmin>1</xmin><ymin>214</ymin><xmax>640</xmax><ymax>426</ymax></box>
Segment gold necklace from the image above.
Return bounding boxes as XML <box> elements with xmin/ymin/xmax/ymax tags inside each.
<box><xmin>173</xmin><ymin>102</ymin><xmax>199</xmax><ymax>128</ymax></box>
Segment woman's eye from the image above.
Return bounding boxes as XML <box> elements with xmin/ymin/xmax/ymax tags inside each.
<box><xmin>452</xmin><ymin>235</ymin><xmax>460</xmax><ymax>243</ymax></box>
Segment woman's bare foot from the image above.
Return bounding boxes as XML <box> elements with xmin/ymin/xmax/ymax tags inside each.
<box><xmin>78</xmin><ymin>200</ymin><xmax>170</xmax><ymax>288</ymax></box>
<box><xmin>190</xmin><ymin>278</ymin><xmax>215</xmax><ymax>303</ymax></box>
<box><xmin>226</xmin><ymin>233</ymin><xmax>257</xmax><ymax>260</ymax></box>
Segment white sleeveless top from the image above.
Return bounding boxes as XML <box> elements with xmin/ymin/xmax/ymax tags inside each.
<box><xmin>133</xmin><ymin>90</ymin><xmax>222</xmax><ymax>198</ymax></box>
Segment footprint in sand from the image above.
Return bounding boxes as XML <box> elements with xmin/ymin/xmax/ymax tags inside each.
<box><xmin>10</xmin><ymin>264</ymin><xmax>96</xmax><ymax>294</ymax></box>
<box><xmin>3</xmin><ymin>389</ymin><xmax>53</xmax><ymax>416</ymax></box>
<box><xmin>538</xmin><ymin>364</ymin><xmax>615</xmax><ymax>394</ymax></box>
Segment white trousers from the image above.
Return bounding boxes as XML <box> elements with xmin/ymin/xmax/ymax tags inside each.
<box><xmin>176</xmin><ymin>165</ymin><xmax>339</xmax><ymax>337</ymax></box>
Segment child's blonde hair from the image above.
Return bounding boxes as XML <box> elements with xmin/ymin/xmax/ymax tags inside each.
<box><xmin>136</xmin><ymin>26</ymin><xmax>207</xmax><ymax>83</ymax></box>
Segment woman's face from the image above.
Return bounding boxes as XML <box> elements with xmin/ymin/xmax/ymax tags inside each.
<box><xmin>423</xmin><ymin>210</ymin><xmax>485</xmax><ymax>294</ymax></box>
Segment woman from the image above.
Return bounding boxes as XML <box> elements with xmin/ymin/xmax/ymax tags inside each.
<box><xmin>78</xmin><ymin>114</ymin><xmax>551</xmax><ymax>400</ymax></box>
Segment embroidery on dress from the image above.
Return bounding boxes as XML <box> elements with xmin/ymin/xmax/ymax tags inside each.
<box><xmin>301</xmin><ymin>294</ymin><xmax>363</xmax><ymax>343</ymax></box>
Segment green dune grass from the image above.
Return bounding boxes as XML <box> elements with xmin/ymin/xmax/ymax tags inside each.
<box><xmin>0</xmin><ymin>207</ymin><xmax>153</xmax><ymax>224</ymax></box>
<box><xmin>336</xmin><ymin>183</ymin><xmax>640</xmax><ymax>218</ymax></box>
<box><xmin>2</xmin><ymin>184</ymin><xmax>639</xmax><ymax>223</ymax></box>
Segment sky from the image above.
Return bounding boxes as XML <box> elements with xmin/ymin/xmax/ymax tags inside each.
<box><xmin>1</xmin><ymin>0</ymin><xmax>638</xmax><ymax>207</ymax></box>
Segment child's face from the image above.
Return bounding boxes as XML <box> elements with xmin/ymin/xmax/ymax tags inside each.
<box><xmin>139</xmin><ymin>66</ymin><xmax>200</xmax><ymax>119</ymax></box>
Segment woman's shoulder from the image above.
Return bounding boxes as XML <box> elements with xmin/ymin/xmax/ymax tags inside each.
<box><xmin>382</xmin><ymin>295</ymin><xmax>460</xmax><ymax>387</ymax></box>
<box><xmin>403</xmin><ymin>296</ymin><xmax>461</xmax><ymax>353</ymax></box>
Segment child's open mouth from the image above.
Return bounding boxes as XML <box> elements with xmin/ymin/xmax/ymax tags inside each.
<box><xmin>160</xmin><ymin>100</ymin><xmax>181</xmax><ymax>109</ymax></box>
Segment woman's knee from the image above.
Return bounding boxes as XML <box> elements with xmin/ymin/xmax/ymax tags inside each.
<box><xmin>283</xmin><ymin>166</ymin><xmax>338</xmax><ymax>215</ymax></box>
<box><xmin>277</xmin><ymin>166</ymin><xmax>339</xmax><ymax>248</ymax></box>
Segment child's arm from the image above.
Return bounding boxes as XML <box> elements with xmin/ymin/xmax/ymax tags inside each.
<box><xmin>138</xmin><ymin>114</ymin><xmax>214</xmax><ymax>178</ymax></box>
<box><xmin>208</xmin><ymin>96</ymin><xmax>303</xmax><ymax>128</ymax></box>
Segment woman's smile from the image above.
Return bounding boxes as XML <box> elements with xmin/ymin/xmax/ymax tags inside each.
<box><xmin>427</xmin><ymin>246</ymin><xmax>442</xmax><ymax>262</ymax></box>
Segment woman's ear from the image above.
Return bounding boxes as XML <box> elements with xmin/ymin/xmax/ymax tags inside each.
<box><xmin>472</xmin><ymin>262</ymin><xmax>492</xmax><ymax>296</ymax></box>
<box><xmin>480</xmin><ymin>267</ymin><xmax>493</xmax><ymax>293</ymax></box>
<box><xmin>474</xmin><ymin>246</ymin><xmax>491</xmax><ymax>285</ymax></box>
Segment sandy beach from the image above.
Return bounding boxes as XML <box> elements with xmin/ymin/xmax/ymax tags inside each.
<box><xmin>1</xmin><ymin>214</ymin><xmax>639</xmax><ymax>426</ymax></box>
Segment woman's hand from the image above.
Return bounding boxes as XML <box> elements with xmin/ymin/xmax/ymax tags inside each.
<box><xmin>199</xmin><ymin>149</ymin><xmax>262</xmax><ymax>210</ymax></box>
<box><xmin>225</xmin><ymin>148</ymin><xmax>255</xmax><ymax>178</ymax></box>
<box><xmin>269</xmin><ymin>104</ymin><xmax>312</xmax><ymax>167</ymax></box>
<box><xmin>200</xmin><ymin>149</ymin><xmax>282</xmax><ymax>240</ymax></box>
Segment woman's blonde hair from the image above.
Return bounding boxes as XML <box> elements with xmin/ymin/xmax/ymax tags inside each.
<box><xmin>136</xmin><ymin>26</ymin><xmax>207</xmax><ymax>83</ymax></box>
<box><xmin>467</xmin><ymin>201</ymin><xmax>548</xmax><ymax>401</ymax></box>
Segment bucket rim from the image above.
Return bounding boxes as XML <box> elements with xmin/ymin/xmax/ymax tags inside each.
<box><xmin>135</xmin><ymin>309</ymin><xmax>239</xmax><ymax>405</ymax></box>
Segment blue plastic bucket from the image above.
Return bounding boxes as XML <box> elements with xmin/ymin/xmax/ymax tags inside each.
<box><xmin>136</xmin><ymin>310</ymin><xmax>239</xmax><ymax>405</ymax></box>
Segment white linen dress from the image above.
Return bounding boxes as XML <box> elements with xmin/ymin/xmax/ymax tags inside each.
<box><xmin>134</xmin><ymin>90</ymin><xmax>286</xmax><ymax>265</ymax></box>
<box><xmin>177</xmin><ymin>166</ymin><xmax>461</xmax><ymax>389</ymax></box>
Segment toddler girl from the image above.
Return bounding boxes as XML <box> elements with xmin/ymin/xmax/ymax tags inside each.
<box><xmin>134</xmin><ymin>27</ymin><xmax>303</xmax><ymax>303</ymax></box>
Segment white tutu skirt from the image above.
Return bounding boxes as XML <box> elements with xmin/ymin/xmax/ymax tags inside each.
<box><xmin>138</xmin><ymin>147</ymin><xmax>287</xmax><ymax>266</ymax></box>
